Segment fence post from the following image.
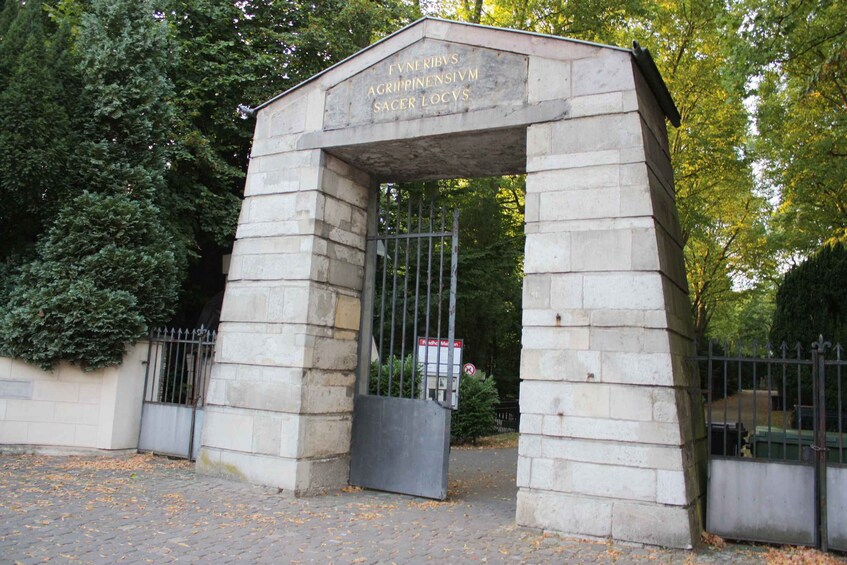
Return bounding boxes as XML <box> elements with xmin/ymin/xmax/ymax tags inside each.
<box><xmin>812</xmin><ymin>336</ymin><xmax>829</xmax><ymax>551</ymax></box>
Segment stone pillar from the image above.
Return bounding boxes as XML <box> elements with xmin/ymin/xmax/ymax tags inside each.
<box><xmin>516</xmin><ymin>53</ymin><xmax>706</xmax><ymax>548</ymax></box>
<box><xmin>197</xmin><ymin>92</ymin><xmax>372</xmax><ymax>494</ymax></box>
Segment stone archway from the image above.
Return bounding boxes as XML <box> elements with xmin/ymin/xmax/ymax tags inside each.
<box><xmin>196</xmin><ymin>17</ymin><xmax>706</xmax><ymax>549</ymax></box>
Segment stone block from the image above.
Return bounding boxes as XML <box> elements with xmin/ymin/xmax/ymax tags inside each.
<box><xmin>568</xmin><ymin>91</ymin><xmax>625</xmax><ymax>118</ymax></box>
<box><xmin>5</xmin><ymin>400</ymin><xmax>53</xmax><ymax>423</ymax></box>
<box><xmin>300</xmin><ymin>415</ymin><xmax>351</xmax><ymax>459</ymax></box>
<box><xmin>520</xmin><ymin>348</ymin><xmax>601</xmax><ymax>381</ymax></box>
<box><xmin>219</xmin><ymin>286</ymin><xmax>269</xmax><ymax>323</ymax></box>
<box><xmin>657</xmin><ymin>469</ymin><xmax>689</xmax><ymax>505</ymax></box>
<box><xmin>538</xmin><ymin>187</ymin><xmax>620</xmax><ymax>222</ymax></box>
<box><xmin>0</xmin><ymin>379</ymin><xmax>33</xmax><ymax>400</ymax></box>
<box><xmin>572</xmin><ymin>52</ymin><xmax>635</xmax><ymax>97</ymax></box>
<box><xmin>526</xmin><ymin>123</ymin><xmax>551</xmax><ymax>157</ymax></box>
<box><xmin>541</xmin><ymin>414</ymin><xmax>683</xmax><ymax>446</ymax></box>
<box><xmin>527</xmin><ymin>165</ymin><xmax>619</xmax><ymax>194</ymax></box>
<box><xmin>630</xmin><ymin>227</ymin><xmax>661</xmax><ymax>271</ymax></box>
<box><xmin>252</xmin><ymin>413</ymin><xmax>284</xmax><ymax>456</ymax></box>
<box><xmin>550</xmin><ymin>113</ymin><xmax>641</xmax><ymax>155</ymax></box>
<box><xmin>520</xmin><ymin>381</ymin><xmax>610</xmax><ymax>418</ymax></box>
<box><xmin>609</xmin><ymin>385</ymin><xmax>654</xmax><ymax>421</ymax></box>
<box><xmin>74</xmin><ymin>424</ymin><xmax>98</xmax><ymax>447</ymax></box>
<box><xmin>527</xmin><ymin>149</ymin><xmax>622</xmax><ymax>173</ymax></box>
<box><xmin>522</xmin><ymin>275</ymin><xmax>551</xmax><ymax>309</ymax></box>
<box><xmin>234</xmin><ymin>252</ymin><xmax>314</xmax><ymax>282</ymax></box>
<box><xmin>611</xmin><ymin>501</ymin><xmax>695</xmax><ymax>548</ymax></box>
<box><xmin>0</xmin><ymin>357</ymin><xmax>11</xmax><ymax>380</ymax></box>
<box><xmin>583</xmin><ymin>273</ymin><xmax>665</xmax><ymax>310</ymax></box>
<box><xmin>312</xmin><ymin>337</ymin><xmax>358</xmax><ymax>371</ymax></box>
<box><xmin>269</xmin><ymin>94</ymin><xmax>308</xmax><ymax>137</ymax></box>
<box><xmin>31</xmin><ymin>380</ymin><xmax>79</xmax><ymax>403</ymax></box>
<box><xmin>571</xmin><ymin>229</ymin><xmax>632</xmax><ymax>271</ymax></box>
<box><xmin>218</xmin><ymin>330</ymin><xmax>306</xmax><ymax>368</ymax></box>
<box><xmin>295</xmin><ymin>455</ymin><xmax>350</xmax><ymax>494</ymax></box>
<box><xmin>0</xmin><ymin>399</ymin><xmax>5</xmax><ymax>419</ymax></box>
<box><xmin>198</xmin><ymin>447</ymin><xmax>298</xmax><ymax>492</ymax></box>
<box><xmin>521</xmin><ymin>327</ymin><xmax>589</xmax><ymax>350</ymax></box>
<box><xmin>300</xmin><ymin>381</ymin><xmax>354</xmax><ymax>414</ymax></box>
<box><xmin>570</xmin><ymin>461</ymin><xmax>656</xmax><ymax>502</ymax></box>
<box><xmin>27</xmin><ymin>422</ymin><xmax>75</xmax><ymax>446</ymax></box>
<box><xmin>334</xmin><ymin>295</ymin><xmax>361</xmax><ymax>331</ymax></box>
<box><xmin>589</xmin><ymin>327</ymin><xmax>672</xmax><ymax>354</ymax></box>
<box><xmin>539</xmin><ymin>436</ymin><xmax>684</xmax><ymax>471</ymax></box>
<box><xmin>518</xmin><ymin>432</ymin><xmax>541</xmax><ymax>457</ymax></box>
<box><xmin>549</xmin><ymin>274</ymin><xmax>584</xmax><ymax>310</ymax></box>
<box><xmin>516</xmin><ymin>489</ymin><xmax>613</xmax><ymax>538</ymax></box>
<box><xmin>524</xmin><ymin>232</ymin><xmax>570</xmax><ymax>274</ymax></box>
<box><xmin>522</xmin><ymin>308</ymin><xmax>590</xmax><ymax>328</ymax></box>
<box><xmin>519</xmin><ymin>414</ymin><xmax>542</xmax><ymax>435</ymax></box>
<box><xmin>0</xmin><ymin>421</ymin><xmax>27</xmax><ymax>443</ymax></box>
<box><xmin>516</xmin><ymin>455</ymin><xmax>531</xmax><ymax>488</ymax></box>
<box><xmin>600</xmin><ymin>351</ymin><xmax>675</xmax><ymax>386</ymax></box>
<box><xmin>225</xmin><ymin>380</ymin><xmax>302</xmax><ymax>414</ymax></box>
<box><xmin>528</xmin><ymin>57</ymin><xmax>571</xmax><ymax>103</ymax></box>
<box><xmin>201</xmin><ymin>408</ymin><xmax>255</xmax><ymax>453</ymax></box>
<box><xmin>54</xmin><ymin>403</ymin><xmax>99</xmax><ymax>426</ymax></box>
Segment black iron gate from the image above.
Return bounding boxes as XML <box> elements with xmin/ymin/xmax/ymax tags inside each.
<box><xmin>349</xmin><ymin>188</ymin><xmax>459</xmax><ymax>500</ymax></box>
<box><xmin>138</xmin><ymin>327</ymin><xmax>215</xmax><ymax>460</ymax></box>
<box><xmin>698</xmin><ymin>337</ymin><xmax>846</xmax><ymax>551</ymax></box>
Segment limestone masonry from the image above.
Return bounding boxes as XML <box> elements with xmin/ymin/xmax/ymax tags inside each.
<box><xmin>198</xmin><ymin>17</ymin><xmax>706</xmax><ymax>549</ymax></box>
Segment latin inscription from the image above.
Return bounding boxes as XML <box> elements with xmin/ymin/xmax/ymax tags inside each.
<box><xmin>367</xmin><ymin>53</ymin><xmax>479</xmax><ymax>115</ymax></box>
<box><xmin>323</xmin><ymin>39</ymin><xmax>528</xmax><ymax>130</ymax></box>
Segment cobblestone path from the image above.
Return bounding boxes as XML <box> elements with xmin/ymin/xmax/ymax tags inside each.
<box><xmin>0</xmin><ymin>449</ymin><xmax>814</xmax><ymax>564</ymax></box>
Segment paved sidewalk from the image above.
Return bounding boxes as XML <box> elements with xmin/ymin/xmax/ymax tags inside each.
<box><xmin>0</xmin><ymin>449</ymin><xmax>780</xmax><ymax>564</ymax></box>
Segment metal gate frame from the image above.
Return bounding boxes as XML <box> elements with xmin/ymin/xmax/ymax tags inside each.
<box><xmin>349</xmin><ymin>187</ymin><xmax>459</xmax><ymax>499</ymax></box>
<box><xmin>137</xmin><ymin>327</ymin><xmax>215</xmax><ymax>460</ymax></box>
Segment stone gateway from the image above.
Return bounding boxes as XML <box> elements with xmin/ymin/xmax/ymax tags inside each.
<box><xmin>197</xmin><ymin>18</ymin><xmax>706</xmax><ymax>549</ymax></box>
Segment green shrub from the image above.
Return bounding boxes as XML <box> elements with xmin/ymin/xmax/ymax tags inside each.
<box><xmin>0</xmin><ymin>191</ymin><xmax>179</xmax><ymax>370</ymax></box>
<box><xmin>452</xmin><ymin>370</ymin><xmax>499</xmax><ymax>444</ymax></box>
<box><xmin>369</xmin><ymin>355</ymin><xmax>423</xmax><ymax>398</ymax></box>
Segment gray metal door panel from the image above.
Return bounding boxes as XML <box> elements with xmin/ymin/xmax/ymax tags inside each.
<box><xmin>350</xmin><ymin>395</ymin><xmax>451</xmax><ymax>499</ymax></box>
<box><xmin>351</xmin><ymin>190</ymin><xmax>459</xmax><ymax>500</ymax></box>
<box><xmin>827</xmin><ymin>465</ymin><xmax>847</xmax><ymax>551</ymax></box>
<box><xmin>138</xmin><ymin>403</ymin><xmax>194</xmax><ymax>459</ymax></box>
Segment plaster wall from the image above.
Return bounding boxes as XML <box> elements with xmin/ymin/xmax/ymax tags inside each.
<box><xmin>0</xmin><ymin>343</ymin><xmax>148</xmax><ymax>451</ymax></box>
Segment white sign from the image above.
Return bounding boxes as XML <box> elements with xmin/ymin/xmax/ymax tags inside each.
<box><xmin>417</xmin><ymin>338</ymin><xmax>463</xmax><ymax>409</ymax></box>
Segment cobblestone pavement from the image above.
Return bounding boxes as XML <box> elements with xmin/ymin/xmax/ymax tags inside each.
<box><xmin>0</xmin><ymin>448</ymin><xmax>805</xmax><ymax>564</ymax></box>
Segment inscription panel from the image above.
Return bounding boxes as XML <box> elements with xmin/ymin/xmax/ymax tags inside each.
<box><xmin>0</xmin><ymin>379</ymin><xmax>33</xmax><ymax>399</ymax></box>
<box><xmin>324</xmin><ymin>39</ymin><xmax>528</xmax><ymax>130</ymax></box>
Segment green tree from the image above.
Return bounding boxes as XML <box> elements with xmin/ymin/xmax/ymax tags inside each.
<box><xmin>0</xmin><ymin>0</ymin><xmax>80</xmax><ymax>258</ymax></box>
<box><xmin>769</xmin><ymin>241</ymin><xmax>847</xmax><ymax>413</ymax></box>
<box><xmin>735</xmin><ymin>0</ymin><xmax>847</xmax><ymax>257</ymax></box>
<box><xmin>0</xmin><ymin>192</ymin><xmax>178</xmax><ymax>369</ymax></box>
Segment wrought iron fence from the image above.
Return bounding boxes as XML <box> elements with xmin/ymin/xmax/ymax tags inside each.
<box><xmin>696</xmin><ymin>338</ymin><xmax>845</xmax><ymax>464</ymax></box>
<box><xmin>494</xmin><ymin>400</ymin><xmax>520</xmax><ymax>432</ymax></box>
<box><xmin>696</xmin><ymin>337</ymin><xmax>846</xmax><ymax>551</ymax></box>
<box><xmin>143</xmin><ymin>327</ymin><xmax>216</xmax><ymax>407</ymax></box>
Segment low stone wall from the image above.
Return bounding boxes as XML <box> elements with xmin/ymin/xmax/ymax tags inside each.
<box><xmin>0</xmin><ymin>343</ymin><xmax>148</xmax><ymax>451</ymax></box>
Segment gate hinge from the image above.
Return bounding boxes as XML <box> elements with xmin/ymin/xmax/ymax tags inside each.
<box><xmin>811</xmin><ymin>444</ymin><xmax>829</xmax><ymax>452</ymax></box>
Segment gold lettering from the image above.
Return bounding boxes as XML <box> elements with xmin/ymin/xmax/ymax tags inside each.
<box><xmin>469</xmin><ymin>68</ymin><xmax>478</xmax><ymax>80</ymax></box>
<box><xmin>450</xmin><ymin>53</ymin><xmax>459</xmax><ymax>65</ymax></box>
<box><xmin>368</xmin><ymin>85</ymin><xmax>376</xmax><ymax>96</ymax></box>
<box><xmin>462</xmin><ymin>88</ymin><xmax>470</xmax><ymax>101</ymax></box>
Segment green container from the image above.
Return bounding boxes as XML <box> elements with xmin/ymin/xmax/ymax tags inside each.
<box><xmin>751</xmin><ymin>426</ymin><xmax>847</xmax><ymax>464</ymax></box>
